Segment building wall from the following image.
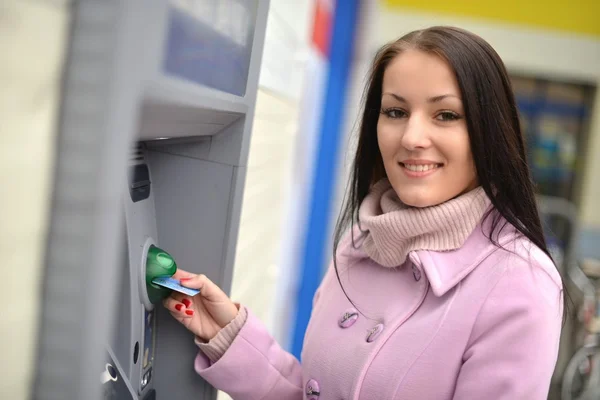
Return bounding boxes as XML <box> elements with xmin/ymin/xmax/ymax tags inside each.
<box><xmin>0</xmin><ymin>1</ymin><xmax>69</xmax><ymax>398</ymax></box>
<box><xmin>229</xmin><ymin>88</ymin><xmax>301</xmax><ymax>334</ymax></box>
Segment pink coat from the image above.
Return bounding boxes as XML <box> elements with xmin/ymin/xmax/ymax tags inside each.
<box><xmin>194</xmin><ymin>219</ymin><xmax>563</xmax><ymax>399</ymax></box>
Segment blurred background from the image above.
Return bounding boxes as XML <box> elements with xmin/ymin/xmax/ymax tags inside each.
<box><xmin>1</xmin><ymin>0</ymin><xmax>598</xmax><ymax>399</ymax></box>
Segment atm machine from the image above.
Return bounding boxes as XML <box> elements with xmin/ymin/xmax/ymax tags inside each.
<box><xmin>106</xmin><ymin>1</ymin><xmax>270</xmax><ymax>399</ymax></box>
<box><xmin>32</xmin><ymin>1</ymin><xmax>269</xmax><ymax>400</ymax></box>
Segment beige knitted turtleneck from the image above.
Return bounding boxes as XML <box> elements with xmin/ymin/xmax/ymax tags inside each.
<box><xmin>359</xmin><ymin>179</ymin><xmax>491</xmax><ymax>267</ymax></box>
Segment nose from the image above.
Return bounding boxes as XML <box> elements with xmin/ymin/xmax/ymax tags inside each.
<box><xmin>401</xmin><ymin>114</ymin><xmax>431</xmax><ymax>150</ymax></box>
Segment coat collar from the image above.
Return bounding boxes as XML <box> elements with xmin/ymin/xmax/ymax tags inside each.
<box><xmin>409</xmin><ymin>217</ymin><xmax>518</xmax><ymax>297</ymax></box>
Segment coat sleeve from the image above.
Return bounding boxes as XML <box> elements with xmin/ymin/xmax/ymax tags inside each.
<box><xmin>194</xmin><ymin>307</ymin><xmax>304</xmax><ymax>399</ymax></box>
<box><xmin>452</xmin><ymin>261</ymin><xmax>563</xmax><ymax>400</ymax></box>
<box><xmin>194</xmin><ymin>280</ymin><xmax>327</xmax><ymax>400</ymax></box>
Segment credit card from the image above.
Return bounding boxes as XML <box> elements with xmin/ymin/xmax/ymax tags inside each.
<box><xmin>151</xmin><ymin>276</ymin><xmax>200</xmax><ymax>296</ymax></box>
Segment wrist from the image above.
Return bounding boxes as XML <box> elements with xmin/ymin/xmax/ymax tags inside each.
<box><xmin>220</xmin><ymin>302</ymin><xmax>240</xmax><ymax>328</ymax></box>
<box><xmin>196</xmin><ymin>305</ymin><xmax>248</xmax><ymax>363</ymax></box>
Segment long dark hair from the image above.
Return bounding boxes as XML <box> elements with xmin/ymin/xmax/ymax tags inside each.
<box><xmin>333</xmin><ymin>26</ymin><xmax>567</xmax><ymax>316</ymax></box>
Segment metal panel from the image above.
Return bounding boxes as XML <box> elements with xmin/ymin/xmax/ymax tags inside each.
<box><xmin>32</xmin><ymin>1</ymin><xmax>145</xmax><ymax>399</ymax></box>
<box><xmin>147</xmin><ymin>149</ymin><xmax>234</xmax><ymax>399</ymax></box>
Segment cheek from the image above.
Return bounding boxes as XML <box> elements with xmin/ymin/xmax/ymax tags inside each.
<box><xmin>462</xmin><ymin>138</ymin><xmax>475</xmax><ymax>171</ymax></box>
<box><xmin>447</xmin><ymin>135</ymin><xmax>476</xmax><ymax>177</ymax></box>
<box><xmin>377</xmin><ymin>123</ymin><xmax>398</xmax><ymax>160</ymax></box>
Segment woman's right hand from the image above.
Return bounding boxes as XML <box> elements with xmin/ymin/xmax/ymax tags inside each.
<box><xmin>162</xmin><ymin>269</ymin><xmax>239</xmax><ymax>342</ymax></box>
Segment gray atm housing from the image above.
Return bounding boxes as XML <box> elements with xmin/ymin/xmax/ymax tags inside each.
<box><xmin>114</xmin><ymin>1</ymin><xmax>269</xmax><ymax>399</ymax></box>
<box><xmin>33</xmin><ymin>1</ymin><xmax>269</xmax><ymax>400</ymax></box>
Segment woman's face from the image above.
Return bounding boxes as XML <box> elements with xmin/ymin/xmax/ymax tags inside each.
<box><xmin>377</xmin><ymin>49</ymin><xmax>478</xmax><ymax>208</ymax></box>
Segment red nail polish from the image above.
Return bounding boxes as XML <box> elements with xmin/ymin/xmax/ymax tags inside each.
<box><xmin>175</xmin><ymin>304</ymin><xmax>182</xmax><ymax>311</ymax></box>
<box><xmin>180</xmin><ymin>278</ymin><xmax>192</xmax><ymax>281</ymax></box>
<box><xmin>185</xmin><ymin>310</ymin><xmax>194</xmax><ymax>316</ymax></box>
<box><xmin>182</xmin><ymin>299</ymin><xmax>191</xmax><ymax>307</ymax></box>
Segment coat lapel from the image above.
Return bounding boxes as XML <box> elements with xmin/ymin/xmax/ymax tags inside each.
<box><xmin>411</xmin><ymin>218</ymin><xmax>517</xmax><ymax>297</ymax></box>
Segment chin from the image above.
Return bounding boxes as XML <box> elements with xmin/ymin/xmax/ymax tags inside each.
<box><xmin>396</xmin><ymin>189</ymin><xmax>444</xmax><ymax>208</ymax></box>
<box><xmin>400</xmin><ymin>196</ymin><xmax>438</xmax><ymax>208</ymax></box>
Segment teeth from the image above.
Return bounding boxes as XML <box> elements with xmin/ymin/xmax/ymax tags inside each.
<box><xmin>403</xmin><ymin>163</ymin><xmax>439</xmax><ymax>172</ymax></box>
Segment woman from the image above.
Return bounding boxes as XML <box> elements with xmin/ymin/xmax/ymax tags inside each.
<box><xmin>164</xmin><ymin>26</ymin><xmax>564</xmax><ymax>399</ymax></box>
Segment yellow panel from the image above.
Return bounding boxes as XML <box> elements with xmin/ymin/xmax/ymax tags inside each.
<box><xmin>383</xmin><ymin>0</ymin><xmax>600</xmax><ymax>37</ymax></box>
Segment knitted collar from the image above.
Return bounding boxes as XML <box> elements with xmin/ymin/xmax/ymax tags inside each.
<box><xmin>358</xmin><ymin>179</ymin><xmax>491</xmax><ymax>267</ymax></box>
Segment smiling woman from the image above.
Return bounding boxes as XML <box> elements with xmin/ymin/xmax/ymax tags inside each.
<box><xmin>163</xmin><ymin>26</ymin><xmax>566</xmax><ymax>400</ymax></box>
<box><xmin>328</xmin><ymin>25</ymin><xmax>566</xmax><ymax>398</ymax></box>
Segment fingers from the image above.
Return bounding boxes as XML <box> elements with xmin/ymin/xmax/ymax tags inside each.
<box><xmin>163</xmin><ymin>296</ymin><xmax>194</xmax><ymax>317</ymax></box>
<box><xmin>179</xmin><ymin>274</ymin><xmax>227</xmax><ymax>302</ymax></box>
<box><xmin>169</xmin><ymin>291</ymin><xmax>190</xmax><ymax>303</ymax></box>
<box><xmin>181</xmin><ymin>297</ymin><xmax>192</xmax><ymax>309</ymax></box>
<box><xmin>170</xmin><ymin>292</ymin><xmax>193</xmax><ymax>309</ymax></box>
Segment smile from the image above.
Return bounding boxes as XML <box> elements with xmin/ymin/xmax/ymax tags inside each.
<box><xmin>399</xmin><ymin>162</ymin><xmax>443</xmax><ymax>177</ymax></box>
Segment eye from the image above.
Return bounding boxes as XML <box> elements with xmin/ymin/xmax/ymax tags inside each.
<box><xmin>381</xmin><ymin>108</ymin><xmax>408</xmax><ymax>119</ymax></box>
<box><xmin>435</xmin><ymin>111</ymin><xmax>461</xmax><ymax>122</ymax></box>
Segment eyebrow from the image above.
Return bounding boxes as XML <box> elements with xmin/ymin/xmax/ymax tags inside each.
<box><xmin>382</xmin><ymin>93</ymin><xmax>461</xmax><ymax>103</ymax></box>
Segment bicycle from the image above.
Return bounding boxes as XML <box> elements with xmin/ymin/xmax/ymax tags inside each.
<box><xmin>561</xmin><ymin>257</ymin><xmax>600</xmax><ymax>400</ymax></box>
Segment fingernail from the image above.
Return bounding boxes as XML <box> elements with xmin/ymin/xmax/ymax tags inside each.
<box><xmin>182</xmin><ymin>299</ymin><xmax>191</xmax><ymax>307</ymax></box>
<box><xmin>185</xmin><ymin>310</ymin><xmax>194</xmax><ymax>316</ymax></box>
<box><xmin>180</xmin><ymin>278</ymin><xmax>192</xmax><ymax>281</ymax></box>
<box><xmin>175</xmin><ymin>304</ymin><xmax>183</xmax><ymax>311</ymax></box>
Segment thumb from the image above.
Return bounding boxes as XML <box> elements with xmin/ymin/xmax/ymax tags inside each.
<box><xmin>179</xmin><ymin>274</ymin><xmax>228</xmax><ymax>302</ymax></box>
<box><xmin>172</xmin><ymin>269</ymin><xmax>195</xmax><ymax>280</ymax></box>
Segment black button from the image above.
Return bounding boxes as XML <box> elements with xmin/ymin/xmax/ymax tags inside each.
<box><xmin>133</xmin><ymin>341</ymin><xmax>139</xmax><ymax>364</ymax></box>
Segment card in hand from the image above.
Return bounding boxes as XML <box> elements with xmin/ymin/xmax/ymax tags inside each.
<box><xmin>151</xmin><ymin>276</ymin><xmax>200</xmax><ymax>296</ymax></box>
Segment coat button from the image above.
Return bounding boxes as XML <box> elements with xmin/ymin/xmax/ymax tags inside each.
<box><xmin>412</xmin><ymin>264</ymin><xmax>421</xmax><ymax>281</ymax></box>
<box><xmin>366</xmin><ymin>323</ymin><xmax>384</xmax><ymax>343</ymax></box>
<box><xmin>306</xmin><ymin>379</ymin><xmax>320</xmax><ymax>399</ymax></box>
<box><xmin>338</xmin><ymin>308</ymin><xmax>359</xmax><ymax>328</ymax></box>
